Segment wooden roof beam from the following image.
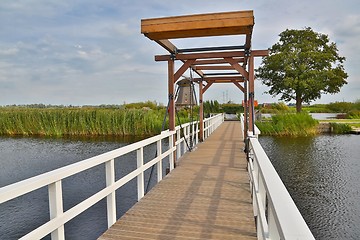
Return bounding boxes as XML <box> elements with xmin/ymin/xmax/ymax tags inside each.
<box><xmin>153</xmin><ymin>39</ymin><xmax>204</xmax><ymax>78</ymax></box>
<box><xmin>251</xmin><ymin>49</ymin><xmax>269</xmax><ymax>57</ymax></box>
<box><xmin>174</xmin><ymin>59</ymin><xmax>196</xmax><ymax>82</ymax></box>
<box><xmin>232</xmin><ymin>80</ymin><xmax>245</xmax><ymax>93</ymax></box>
<box><xmin>203</xmin><ymin>82</ymin><xmax>213</xmax><ymax>93</ymax></box>
<box><xmin>206</xmin><ymin>79</ymin><xmax>245</xmax><ymax>83</ymax></box>
<box><xmin>245</xmin><ymin>33</ymin><xmax>252</xmax><ymax>50</ymax></box>
<box><xmin>193</xmin><ymin>76</ymin><xmax>245</xmax><ymax>82</ymax></box>
<box><xmin>155</xmin><ymin>51</ymin><xmax>246</xmax><ymax>61</ymax></box>
<box><xmin>224</xmin><ymin>57</ymin><xmax>249</xmax><ymax>79</ymax></box>
<box><xmin>194</xmin><ymin>65</ymin><xmax>235</xmax><ymax>70</ymax></box>
<box><xmin>141</xmin><ymin>11</ymin><xmax>254</xmax><ymax>40</ymax></box>
<box><xmin>193</xmin><ymin>58</ymin><xmax>245</xmax><ymax>65</ymax></box>
<box><xmin>155</xmin><ymin>39</ymin><xmax>178</xmax><ymax>53</ymax></box>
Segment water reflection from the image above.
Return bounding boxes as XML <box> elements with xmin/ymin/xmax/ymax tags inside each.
<box><xmin>259</xmin><ymin>135</ymin><xmax>360</xmax><ymax>240</ymax></box>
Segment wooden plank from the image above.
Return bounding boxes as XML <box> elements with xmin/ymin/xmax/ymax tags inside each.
<box><xmin>155</xmin><ymin>39</ymin><xmax>178</xmax><ymax>53</ymax></box>
<box><xmin>194</xmin><ymin>58</ymin><xmax>245</xmax><ymax>65</ymax></box>
<box><xmin>174</xmin><ymin>59</ymin><xmax>196</xmax><ymax>83</ymax></box>
<box><xmin>99</xmin><ymin>122</ymin><xmax>256</xmax><ymax>240</ymax></box>
<box><xmin>194</xmin><ymin>65</ymin><xmax>235</xmax><ymax>70</ymax></box>
<box><xmin>156</xmin><ymin>51</ymin><xmax>246</xmax><ymax>61</ymax></box>
<box><xmin>202</xmin><ymin>82</ymin><xmax>213</xmax><ymax>93</ymax></box>
<box><xmin>142</xmin><ymin>11</ymin><xmax>253</xmax><ymax>25</ymax></box>
<box><xmin>224</xmin><ymin>57</ymin><xmax>249</xmax><ymax>80</ymax></box>
<box><xmin>245</xmin><ymin>33</ymin><xmax>252</xmax><ymax>50</ymax></box>
<box><xmin>153</xmin><ymin>40</ymin><xmax>205</xmax><ymax>78</ymax></box>
<box><xmin>142</xmin><ymin>11</ymin><xmax>254</xmax><ymax>40</ymax></box>
<box><xmin>155</xmin><ymin>50</ymin><xmax>267</xmax><ymax>62</ymax></box>
<box><xmin>232</xmin><ymin>80</ymin><xmax>246</xmax><ymax>93</ymax></box>
<box><xmin>194</xmin><ymin>76</ymin><xmax>245</xmax><ymax>82</ymax></box>
<box><xmin>168</xmin><ymin>60</ymin><xmax>175</xmax><ymax>131</ymax></box>
<box><xmin>145</xmin><ymin>27</ymin><xmax>252</xmax><ymax>40</ymax></box>
<box><xmin>251</xmin><ymin>49</ymin><xmax>269</xmax><ymax>57</ymax></box>
<box><xmin>207</xmin><ymin>79</ymin><xmax>245</xmax><ymax>83</ymax></box>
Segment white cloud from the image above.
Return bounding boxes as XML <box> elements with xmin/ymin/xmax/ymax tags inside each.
<box><xmin>0</xmin><ymin>0</ymin><xmax>359</xmax><ymax>105</ymax></box>
<box><xmin>0</xmin><ymin>47</ymin><xmax>19</xmax><ymax>56</ymax></box>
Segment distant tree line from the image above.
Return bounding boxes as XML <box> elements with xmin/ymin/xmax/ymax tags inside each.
<box><xmin>203</xmin><ymin>100</ymin><xmax>244</xmax><ymax>115</ymax></box>
<box><xmin>258</xmin><ymin>100</ymin><xmax>360</xmax><ymax>119</ymax></box>
<box><xmin>0</xmin><ymin>101</ymin><xmax>164</xmax><ymax>110</ymax></box>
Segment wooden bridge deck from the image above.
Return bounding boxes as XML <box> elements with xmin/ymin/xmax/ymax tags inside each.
<box><xmin>99</xmin><ymin>121</ymin><xmax>256</xmax><ymax>240</ymax></box>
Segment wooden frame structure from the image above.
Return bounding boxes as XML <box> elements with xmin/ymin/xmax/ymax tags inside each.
<box><xmin>141</xmin><ymin>10</ymin><xmax>268</xmax><ymax>140</ymax></box>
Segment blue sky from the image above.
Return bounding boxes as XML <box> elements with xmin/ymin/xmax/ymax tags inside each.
<box><xmin>0</xmin><ymin>0</ymin><xmax>359</xmax><ymax>105</ymax></box>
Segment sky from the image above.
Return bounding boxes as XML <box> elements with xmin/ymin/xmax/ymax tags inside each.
<box><xmin>0</xmin><ymin>0</ymin><xmax>359</xmax><ymax>106</ymax></box>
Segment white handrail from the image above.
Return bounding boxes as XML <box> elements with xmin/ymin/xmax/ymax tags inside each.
<box><xmin>0</xmin><ymin>113</ymin><xmax>224</xmax><ymax>240</ymax></box>
<box><xmin>244</xmin><ymin>117</ymin><xmax>315</xmax><ymax>239</ymax></box>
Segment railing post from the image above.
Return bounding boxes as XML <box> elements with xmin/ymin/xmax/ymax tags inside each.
<box><xmin>206</xmin><ymin>120</ymin><xmax>209</xmax><ymax>139</ymax></box>
<box><xmin>247</xmin><ymin>137</ymin><xmax>315</xmax><ymax>240</ymax></box>
<box><xmin>176</xmin><ymin>128</ymin><xmax>181</xmax><ymax>159</ymax></box>
<box><xmin>183</xmin><ymin>125</ymin><xmax>188</xmax><ymax>155</ymax></box>
<box><xmin>156</xmin><ymin>139</ymin><xmax>162</xmax><ymax>182</ymax></box>
<box><xmin>195</xmin><ymin>121</ymin><xmax>199</xmax><ymax>145</ymax></box>
<box><xmin>169</xmin><ymin>134</ymin><xmax>174</xmax><ymax>171</ymax></box>
<box><xmin>268</xmin><ymin>204</ymin><xmax>280</xmax><ymax>239</ymax></box>
<box><xmin>211</xmin><ymin>118</ymin><xmax>214</xmax><ymax>134</ymax></box>
<box><xmin>105</xmin><ymin>159</ymin><xmax>116</xmax><ymax>227</ymax></box>
<box><xmin>48</xmin><ymin>181</ymin><xmax>65</xmax><ymax>240</ymax></box>
<box><xmin>137</xmin><ymin>148</ymin><xmax>144</xmax><ymax>201</ymax></box>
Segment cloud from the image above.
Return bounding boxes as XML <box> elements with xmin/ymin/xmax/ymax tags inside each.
<box><xmin>0</xmin><ymin>0</ymin><xmax>359</xmax><ymax>105</ymax></box>
<box><xmin>0</xmin><ymin>47</ymin><xmax>19</xmax><ymax>56</ymax></box>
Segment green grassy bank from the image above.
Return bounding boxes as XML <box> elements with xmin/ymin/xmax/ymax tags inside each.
<box><xmin>0</xmin><ymin>108</ymin><xmax>168</xmax><ymax>137</ymax></box>
<box><xmin>256</xmin><ymin>112</ymin><xmax>319</xmax><ymax>136</ymax></box>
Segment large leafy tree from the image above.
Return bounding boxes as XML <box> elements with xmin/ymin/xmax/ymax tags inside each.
<box><xmin>256</xmin><ymin>27</ymin><xmax>348</xmax><ymax>112</ymax></box>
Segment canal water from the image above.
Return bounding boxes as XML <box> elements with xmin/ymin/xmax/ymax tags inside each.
<box><xmin>0</xmin><ymin>136</ymin><xmax>167</xmax><ymax>240</ymax></box>
<box><xmin>259</xmin><ymin>134</ymin><xmax>360</xmax><ymax>240</ymax></box>
<box><xmin>1</xmin><ymin>133</ymin><xmax>359</xmax><ymax>239</ymax></box>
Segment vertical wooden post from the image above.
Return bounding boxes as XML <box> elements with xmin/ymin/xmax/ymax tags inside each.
<box><xmin>168</xmin><ymin>59</ymin><xmax>175</xmax><ymax>131</ymax></box>
<box><xmin>249</xmin><ymin>55</ymin><xmax>255</xmax><ymax>133</ymax></box>
<box><xmin>243</xmin><ymin>80</ymin><xmax>248</xmax><ymax>140</ymax></box>
<box><xmin>199</xmin><ymin>79</ymin><xmax>204</xmax><ymax>142</ymax></box>
<box><xmin>168</xmin><ymin>59</ymin><xmax>177</xmax><ymax>168</ymax></box>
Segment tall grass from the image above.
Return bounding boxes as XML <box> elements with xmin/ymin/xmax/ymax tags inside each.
<box><xmin>346</xmin><ymin>110</ymin><xmax>360</xmax><ymax>119</ymax></box>
<box><xmin>0</xmin><ymin>108</ymin><xmax>167</xmax><ymax>137</ymax></box>
<box><xmin>329</xmin><ymin>123</ymin><xmax>352</xmax><ymax>134</ymax></box>
<box><xmin>256</xmin><ymin>112</ymin><xmax>318</xmax><ymax>136</ymax></box>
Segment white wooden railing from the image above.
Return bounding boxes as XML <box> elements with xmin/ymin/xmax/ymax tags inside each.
<box><xmin>241</xmin><ymin>114</ymin><xmax>315</xmax><ymax>239</ymax></box>
<box><xmin>0</xmin><ymin>114</ymin><xmax>224</xmax><ymax>240</ymax></box>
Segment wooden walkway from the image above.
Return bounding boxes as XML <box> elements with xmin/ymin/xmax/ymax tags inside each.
<box><xmin>99</xmin><ymin>121</ymin><xmax>256</xmax><ymax>240</ymax></box>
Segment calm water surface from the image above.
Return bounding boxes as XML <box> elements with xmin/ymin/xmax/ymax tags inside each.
<box><xmin>259</xmin><ymin>134</ymin><xmax>360</xmax><ymax>240</ymax></box>
<box><xmin>0</xmin><ymin>136</ymin><xmax>167</xmax><ymax>240</ymax></box>
<box><xmin>2</xmin><ymin>133</ymin><xmax>360</xmax><ymax>239</ymax></box>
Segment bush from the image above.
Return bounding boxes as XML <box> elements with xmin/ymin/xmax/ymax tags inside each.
<box><xmin>221</xmin><ymin>103</ymin><xmax>243</xmax><ymax>114</ymax></box>
<box><xmin>259</xmin><ymin>102</ymin><xmax>293</xmax><ymax>114</ymax></box>
<box><xmin>327</xmin><ymin>102</ymin><xmax>354</xmax><ymax>113</ymax></box>
<box><xmin>347</xmin><ymin>110</ymin><xmax>360</xmax><ymax>119</ymax></box>
<box><xmin>256</xmin><ymin>112</ymin><xmax>318</xmax><ymax>136</ymax></box>
<box><xmin>330</xmin><ymin>123</ymin><xmax>352</xmax><ymax>134</ymax></box>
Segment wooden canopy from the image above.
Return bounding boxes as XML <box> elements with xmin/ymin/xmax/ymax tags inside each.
<box><xmin>141</xmin><ymin>11</ymin><xmax>254</xmax><ymax>40</ymax></box>
<box><xmin>141</xmin><ymin>10</ymin><xmax>268</xmax><ymax>140</ymax></box>
<box><xmin>141</xmin><ymin>10</ymin><xmax>254</xmax><ymax>53</ymax></box>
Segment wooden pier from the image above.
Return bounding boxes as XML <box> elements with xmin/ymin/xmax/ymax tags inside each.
<box><xmin>99</xmin><ymin>121</ymin><xmax>256</xmax><ymax>239</ymax></box>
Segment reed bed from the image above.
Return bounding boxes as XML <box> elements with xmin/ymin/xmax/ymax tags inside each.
<box><xmin>0</xmin><ymin>108</ymin><xmax>167</xmax><ymax>137</ymax></box>
<box><xmin>329</xmin><ymin>123</ymin><xmax>353</xmax><ymax>134</ymax></box>
<box><xmin>256</xmin><ymin>112</ymin><xmax>319</xmax><ymax>136</ymax></box>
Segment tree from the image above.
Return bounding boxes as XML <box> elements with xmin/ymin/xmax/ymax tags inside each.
<box><xmin>256</xmin><ymin>27</ymin><xmax>348</xmax><ymax>112</ymax></box>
